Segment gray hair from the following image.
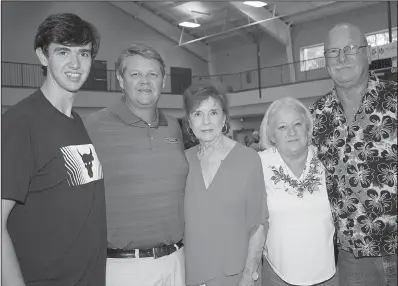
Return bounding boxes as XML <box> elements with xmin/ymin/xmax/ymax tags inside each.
<box><xmin>259</xmin><ymin>97</ymin><xmax>313</xmax><ymax>150</ymax></box>
<box><xmin>115</xmin><ymin>43</ymin><xmax>165</xmax><ymax>77</ymax></box>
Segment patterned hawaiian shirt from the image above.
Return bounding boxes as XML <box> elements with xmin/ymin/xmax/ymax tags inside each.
<box><xmin>310</xmin><ymin>72</ymin><xmax>397</xmax><ymax>258</ymax></box>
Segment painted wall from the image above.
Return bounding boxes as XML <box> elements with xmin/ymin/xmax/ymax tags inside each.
<box><xmin>1</xmin><ymin>1</ymin><xmax>209</xmax><ymax>76</ymax></box>
<box><xmin>228</xmin><ymin>95</ymin><xmax>321</xmax><ymax>129</ymax></box>
<box><xmin>210</xmin><ymin>33</ymin><xmax>288</xmax><ymax>74</ymax></box>
<box><xmin>226</xmin><ymin>92</ymin><xmax>321</xmax><ymax>142</ymax></box>
<box><xmin>208</xmin><ymin>2</ymin><xmax>396</xmax><ymax>85</ymax></box>
<box><xmin>229</xmin><ymin>116</ymin><xmax>263</xmax><ymax>133</ymax></box>
<box><xmin>2</xmin><ymin>1</ymin><xmax>394</xmax><ymax>81</ymax></box>
<box><xmin>210</xmin><ymin>37</ymin><xmax>257</xmax><ymax>75</ymax></box>
<box><xmin>209</xmin><ymin>33</ymin><xmax>288</xmax><ymax>91</ymax></box>
<box><xmin>2</xmin><ymin>77</ymin><xmax>330</xmax><ymax>120</ymax></box>
<box><xmin>292</xmin><ymin>2</ymin><xmax>398</xmax><ymax>65</ymax></box>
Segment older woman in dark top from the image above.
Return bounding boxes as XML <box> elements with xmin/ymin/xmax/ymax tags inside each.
<box><xmin>182</xmin><ymin>83</ymin><xmax>268</xmax><ymax>286</ymax></box>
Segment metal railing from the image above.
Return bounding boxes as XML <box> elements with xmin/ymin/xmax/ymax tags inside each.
<box><xmin>193</xmin><ymin>58</ymin><xmax>330</xmax><ymax>92</ymax></box>
<box><xmin>2</xmin><ymin>57</ymin><xmax>393</xmax><ymax>94</ymax></box>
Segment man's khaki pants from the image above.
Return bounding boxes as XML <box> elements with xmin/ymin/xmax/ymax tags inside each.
<box><xmin>106</xmin><ymin>247</ymin><xmax>185</xmax><ymax>286</ymax></box>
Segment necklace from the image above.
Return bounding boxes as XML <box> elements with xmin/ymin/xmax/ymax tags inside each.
<box><xmin>197</xmin><ymin>140</ymin><xmax>223</xmax><ymax>160</ymax></box>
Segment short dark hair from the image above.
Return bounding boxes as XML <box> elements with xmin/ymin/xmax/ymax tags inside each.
<box><xmin>182</xmin><ymin>82</ymin><xmax>230</xmax><ymax>135</ymax></box>
<box><xmin>116</xmin><ymin>43</ymin><xmax>165</xmax><ymax>78</ymax></box>
<box><xmin>34</xmin><ymin>13</ymin><xmax>101</xmax><ymax>59</ymax></box>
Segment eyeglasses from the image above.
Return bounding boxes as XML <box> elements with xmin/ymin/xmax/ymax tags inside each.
<box><xmin>324</xmin><ymin>45</ymin><xmax>368</xmax><ymax>58</ymax></box>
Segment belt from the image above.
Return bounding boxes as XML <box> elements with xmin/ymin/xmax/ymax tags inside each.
<box><xmin>107</xmin><ymin>240</ymin><xmax>184</xmax><ymax>259</ymax></box>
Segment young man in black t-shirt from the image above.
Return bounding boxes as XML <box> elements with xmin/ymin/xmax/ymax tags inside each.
<box><xmin>1</xmin><ymin>13</ymin><xmax>107</xmax><ymax>286</ymax></box>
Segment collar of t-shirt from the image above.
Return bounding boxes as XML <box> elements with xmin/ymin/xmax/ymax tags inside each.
<box><xmin>108</xmin><ymin>95</ymin><xmax>168</xmax><ymax>128</ymax></box>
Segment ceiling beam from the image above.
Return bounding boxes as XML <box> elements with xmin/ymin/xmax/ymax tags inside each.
<box><xmin>151</xmin><ymin>1</ymin><xmax>187</xmax><ymax>15</ymax></box>
<box><xmin>229</xmin><ymin>2</ymin><xmax>290</xmax><ymax>46</ymax></box>
<box><xmin>109</xmin><ymin>1</ymin><xmax>209</xmax><ymax>62</ymax></box>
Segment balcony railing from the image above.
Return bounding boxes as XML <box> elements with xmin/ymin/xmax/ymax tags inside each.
<box><xmin>194</xmin><ymin>58</ymin><xmax>331</xmax><ymax>93</ymax></box>
<box><xmin>1</xmin><ymin>58</ymin><xmax>393</xmax><ymax>94</ymax></box>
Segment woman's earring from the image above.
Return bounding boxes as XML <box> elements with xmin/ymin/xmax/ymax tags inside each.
<box><xmin>187</xmin><ymin>126</ymin><xmax>194</xmax><ymax>136</ymax></box>
<box><xmin>222</xmin><ymin>123</ymin><xmax>228</xmax><ymax>134</ymax></box>
<box><xmin>268</xmin><ymin>137</ymin><xmax>276</xmax><ymax>152</ymax></box>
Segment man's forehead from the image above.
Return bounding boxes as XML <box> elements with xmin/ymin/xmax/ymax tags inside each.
<box><xmin>326</xmin><ymin>25</ymin><xmax>364</xmax><ymax>47</ymax></box>
<box><xmin>50</xmin><ymin>42</ymin><xmax>92</xmax><ymax>50</ymax></box>
<box><xmin>123</xmin><ymin>55</ymin><xmax>161</xmax><ymax>69</ymax></box>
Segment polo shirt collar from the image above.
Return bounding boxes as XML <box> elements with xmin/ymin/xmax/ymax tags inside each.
<box><xmin>108</xmin><ymin>95</ymin><xmax>168</xmax><ymax>128</ymax></box>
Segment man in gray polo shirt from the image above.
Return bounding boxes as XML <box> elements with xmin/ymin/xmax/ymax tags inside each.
<box><xmin>83</xmin><ymin>44</ymin><xmax>188</xmax><ymax>286</ymax></box>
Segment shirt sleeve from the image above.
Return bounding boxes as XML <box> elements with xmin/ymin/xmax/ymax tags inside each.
<box><xmin>325</xmin><ymin>169</ymin><xmax>342</xmax><ymax>230</ymax></box>
<box><xmin>309</xmin><ymin>101</ymin><xmax>318</xmax><ymax>146</ymax></box>
<box><xmin>246</xmin><ymin>153</ymin><xmax>267</xmax><ymax>236</ymax></box>
<box><xmin>1</xmin><ymin>112</ymin><xmax>34</xmax><ymax>203</ymax></box>
<box><xmin>82</xmin><ymin>112</ymin><xmax>99</xmax><ymax>141</ymax></box>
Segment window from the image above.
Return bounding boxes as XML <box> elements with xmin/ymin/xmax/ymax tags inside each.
<box><xmin>300</xmin><ymin>44</ymin><xmax>325</xmax><ymax>71</ymax></box>
<box><xmin>366</xmin><ymin>27</ymin><xmax>397</xmax><ymax>47</ymax></box>
<box><xmin>299</xmin><ymin>28</ymin><xmax>397</xmax><ymax>72</ymax></box>
<box><xmin>366</xmin><ymin>28</ymin><xmax>397</xmax><ymax>71</ymax></box>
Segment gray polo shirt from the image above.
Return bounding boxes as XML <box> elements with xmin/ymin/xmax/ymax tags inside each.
<box><xmin>83</xmin><ymin>95</ymin><xmax>188</xmax><ymax>249</ymax></box>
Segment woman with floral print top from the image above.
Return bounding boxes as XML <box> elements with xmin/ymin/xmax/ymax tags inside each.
<box><xmin>258</xmin><ymin>97</ymin><xmax>338</xmax><ymax>286</ymax></box>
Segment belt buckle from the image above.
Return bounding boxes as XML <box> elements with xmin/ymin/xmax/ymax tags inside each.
<box><xmin>153</xmin><ymin>245</ymin><xmax>169</xmax><ymax>259</ymax></box>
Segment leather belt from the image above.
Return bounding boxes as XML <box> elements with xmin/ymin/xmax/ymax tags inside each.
<box><xmin>107</xmin><ymin>240</ymin><xmax>184</xmax><ymax>259</ymax></box>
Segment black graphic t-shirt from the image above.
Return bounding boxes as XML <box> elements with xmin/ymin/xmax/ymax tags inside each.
<box><xmin>2</xmin><ymin>90</ymin><xmax>107</xmax><ymax>286</ymax></box>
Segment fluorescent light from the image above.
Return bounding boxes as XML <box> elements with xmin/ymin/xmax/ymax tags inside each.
<box><xmin>243</xmin><ymin>1</ymin><xmax>267</xmax><ymax>7</ymax></box>
<box><xmin>178</xmin><ymin>21</ymin><xmax>201</xmax><ymax>28</ymax></box>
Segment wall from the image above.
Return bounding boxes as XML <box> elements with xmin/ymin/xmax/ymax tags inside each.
<box><xmin>229</xmin><ymin>116</ymin><xmax>263</xmax><ymax>132</ymax></box>
<box><xmin>225</xmin><ymin>91</ymin><xmax>321</xmax><ymax>142</ymax></box>
<box><xmin>208</xmin><ymin>33</ymin><xmax>288</xmax><ymax>93</ymax></box>
<box><xmin>1</xmin><ymin>87</ymin><xmax>185</xmax><ymax>117</ymax></box>
<box><xmin>208</xmin><ymin>2</ymin><xmax>396</xmax><ymax>83</ymax></box>
<box><xmin>1</xmin><ymin>1</ymin><xmax>209</xmax><ymax>76</ymax></box>
<box><xmin>227</xmin><ymin>78</ymin><xmax>332</xmax><ymax>117</ymax></box>
<box><xmin>2</xmin><ymin>77</ymin><xmax>329</xmax><ymax>120</ymax></box>
<box><xmin>2</xmin><ymin>1</ymin><xmax>394</xmax><ymax>80</ymax></box>
<box><xmin>210</xmin><ymin>33</ymin><xmax>288</xmax><ymax>74</ymax></box>
<box><xmin>210</xmin><ymin>37</ymin><xmax>257</xmax><ymax>75</ymax></box>
<box><xmin>292</xmin><ymin>2</ymin><xmax>398</xmax><ymax>64</ymax></box>
<box><xmin>227</xmin><ymin>95</ymin><xmax>321</xmax><ymax>136</ymax></box>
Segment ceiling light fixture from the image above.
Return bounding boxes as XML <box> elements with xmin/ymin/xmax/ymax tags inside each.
<box><xmin>178</xmin><ymin>21</ymin><xmax>201</xmax><ymax>28</ymax></box>
<box><xmin>243</xmin><ymin>1</ymin><xmax>268</xmax><ymax>7</ymax></box>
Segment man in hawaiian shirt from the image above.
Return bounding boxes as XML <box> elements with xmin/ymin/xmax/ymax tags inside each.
<box><xmin>310</xmin><ymin>23</ymin><xmax>397</xmax><ymax>286</ymax></box>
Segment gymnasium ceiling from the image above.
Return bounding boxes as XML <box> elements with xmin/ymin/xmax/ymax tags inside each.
<box><xmin>109</xmin><ymin>1</ymin><xmax>380</xmax><ymax>61</ymax></box>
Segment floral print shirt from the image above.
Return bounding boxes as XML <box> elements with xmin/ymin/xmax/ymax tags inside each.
<box><xmin>310</xmin><ymin>72</ymin><xmax>397</xmax><ymax>258</ymax></box>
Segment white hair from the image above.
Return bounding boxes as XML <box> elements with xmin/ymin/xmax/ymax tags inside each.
<box><xmin>259</xmin><ymin>97</ymin><xmax>314</xmax><ymax>150</ymax></box>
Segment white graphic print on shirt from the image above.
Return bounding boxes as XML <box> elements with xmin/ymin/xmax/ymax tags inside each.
<box><xmin>60</xmin><ymin>144</ymin><xmax>103</xmax><ymax>186</ymax></box>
